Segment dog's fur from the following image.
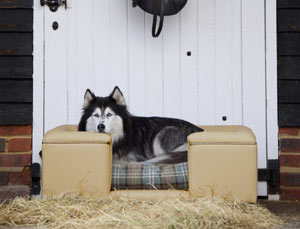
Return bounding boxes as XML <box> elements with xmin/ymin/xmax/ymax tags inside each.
<box><xmin>78</xmin><ymin>87</ymin><xmax>203</xmax><ymax>164</ymax></box>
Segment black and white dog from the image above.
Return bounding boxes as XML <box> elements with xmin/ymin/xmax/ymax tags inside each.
<box><xmin>78</xmin><ymin>87</ymin><xmax>203</xmax><ymax>164</ymax></box>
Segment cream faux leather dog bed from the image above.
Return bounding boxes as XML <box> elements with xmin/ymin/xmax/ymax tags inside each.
<box><xmin>42</xmin><ymin>125</ymin><xmax>257</xmax><ymax>203</ymax></box>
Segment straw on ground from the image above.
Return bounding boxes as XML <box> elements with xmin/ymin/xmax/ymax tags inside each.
<box><xmin>0</xmin><ymin>193</ymin><xmax>282</xmax><ymax>228</ymax></box>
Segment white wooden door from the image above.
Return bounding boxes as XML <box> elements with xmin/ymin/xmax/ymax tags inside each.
<box><xmin>34</xmin><ymin>0</ymin><xmax>278</xmax><ymax>196</ymax></box>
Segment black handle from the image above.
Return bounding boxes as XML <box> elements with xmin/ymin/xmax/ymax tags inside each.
<box><xmin>152</xmin><ymin>0</ymin><xmax>165</xmax><ymax>37</ymax></box>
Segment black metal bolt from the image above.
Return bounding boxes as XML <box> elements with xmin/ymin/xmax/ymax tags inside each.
<box><xmin>222</xmin><ymin>116</ymin><xmax>227</xmax><ymax>121</ymax></box>
<box><xmin>52</xmin><ymin>21</ymin><xmax>59</xmax><ymax>30</ymax></box>
<box><xmin>187</xmin><ymin>51</ymin><xmax>192</xmax><ymax>56</ymax></box>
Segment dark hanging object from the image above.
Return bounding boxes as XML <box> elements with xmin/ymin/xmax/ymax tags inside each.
<box><xmin>132</xmin><ymin>0</ymin><xmax>188</xmax><ymax>38</ymax></box>
<box><xmin>31</xmin><ymin>162</ymin><xmax>41</xmax><ymax>195</ymax></box>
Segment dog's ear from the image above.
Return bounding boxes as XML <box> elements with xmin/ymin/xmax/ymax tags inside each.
<box><xmin>110</xmin><ymin>86</ymin><xmax>125</xmax><ymax>105</ymax></box>
<box><xmin>83</xmin><ymin>89</ymin><xmax>95</xmax><ymax>108</ymax></box>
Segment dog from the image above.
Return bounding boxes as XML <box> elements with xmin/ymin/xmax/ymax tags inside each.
<box><xmin>78</xmin><ymin>86</ymin><xmax>203</xmax><ymax>164</ymax></box>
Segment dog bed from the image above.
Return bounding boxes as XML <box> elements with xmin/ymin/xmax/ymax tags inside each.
<box><xmin>111</xmin><ymin>162</ymin><xmax>188</xmax><ymax>190</ymax></box>
<box><xmin>42</xmin><ymin>125</ymin><xmax>257</xmax><ymax>203</ymax></box>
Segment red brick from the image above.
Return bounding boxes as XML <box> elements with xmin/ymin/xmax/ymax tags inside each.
<box><xmin>8</xmin><ymin>138</ymin><xmax>31</xmax><ymax>152</ymax></box>
<box><xmin>0</xmin><ymin>126</ymin><xmax>32</xmax><ymax>136</ymax></box>
<box><xmin>280</xmin><ymin>154</ymin><xmax>300</xmax><ymax>167</ymax></box>
<box><xmin>280</xmin><ymin>138</ymin><xmax>300</xmax><ymax>153</ymax></box>
<box><xmin>9</xmin><ymin>170</ymin><xmax>31</xmax><ymax>185</ymax></box>
<box><xmin>280</xmin><ymin>173</ymin><xmax>300</xmax><ymax>186</ymax></box>
<box><xmin>0</xmin><ymin>154</ymin><xmax>31</xmax><ymax>167</ymax></box>
<box><xmin>279</xmin><ymin>128</ymin><xmax>299</xmax><ymax>136</ymax></box>
<box><xmin>0</xmin><ymin>185</ymin><xmax>30</xmax><ymax>201</ymax></box>
<box><xmin>281</xmin><ymin>188</ymin><xmax>300</xmax><ymax>201</ymax></box>
<box><xmin>0</xmin><ymin>172</ymin><xmax>9</xmax><ymax>185</ymax></box>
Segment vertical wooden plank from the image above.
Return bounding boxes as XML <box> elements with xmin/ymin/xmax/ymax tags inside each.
<box><xmin>198</xmin><ymin>0</ymin><xmax>216</xmax><ymax>125</ymax></box>
<box><xmin>242</xmin><ymin>0</ymin><xmax>267</xmax><ymax>196</ymax></box>
<box><xmin>163</xmin><ymin>15</ymin><xmax>181</xmax><ymax>119</ymax></box>
<box><xmin>93</xmin><ymin>0</ymin><xmax>111</xmax><ymax>96</ymax></box>
<box><xmin>231</xmin><ymin>0</ymin><xmax>243</xmax><ymax>124</ymax></box>
<box><xmin>32</xmin><ymin>1</ymin><xmax>44</xmax><ymax>163</ymax></box>
<box><xmin>44</xmin><ymin>6</ymin><xmax>67</xmax><ymax>132</ymax></box>
<box><xmin>266</xmin><ymin>0</ymin><xmax>278</xmax><ymax>160</ymax></box>
<box><xmin>145</xmin><ymin>14</ymin><xmax>163</xmax><ymax>116</ymax></box>
<box><xmin>215</xmin><ymin>0</ymin><xmax>233</xmax><ymax>125</ymax></box>
<box><xmin>72</xmin><ymin>0</ymin><xmax>94</xmax><ymax>123</ymax></box>
<box><xmin>110</xmin><ymin>0</ymin><xmax>129</xmax><ymax>100</ymax></box>
<box><xmin>65</xmin><ymin>0</ymin><xmax>80</xmax><ymax>124</ymax></box>
<box><xmin>127</xmin><ymin>3</ymin><xmax>146</xmax><ymax>116</ymax></box>
<box><xmin>242</xmin><ymin>0</ymin><xmax>267</xmax><ymax>171</ymax></box>
<box><xmin>180</xmin><ymin>0</ymin><xmax>198</xmax><ymax>124</ymax></box>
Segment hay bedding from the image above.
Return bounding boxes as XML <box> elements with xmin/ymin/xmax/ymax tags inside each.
<box><xmin>0</xmin><ymin>193</ymin><xmax>282</xmax><ymax>228</ymax></box>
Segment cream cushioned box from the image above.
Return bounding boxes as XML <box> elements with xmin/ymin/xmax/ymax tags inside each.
<box><xmin>188</xmin><ymin>126</ymin><xmax>257</xmax><ymax>203</ymax></box>
<box><xmin>42</xmin><ymin>125</ymin><xmax>257</xmax><ymax>203</ymax></box>
<box><xmin>42</xmin><ymin>125</ymin><xmax>112</xmax><ymax>197</ymax></box>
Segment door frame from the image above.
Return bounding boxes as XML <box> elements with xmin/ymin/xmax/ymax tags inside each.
<box><xmin>32</xmin><ymin>0</ymin><xmax>278</xmax><ymax>194</ymax></box>
<box><xmin>33</xmin><ymin>1</ymin><xmax>45</xmax><ymax>164</ymax></box>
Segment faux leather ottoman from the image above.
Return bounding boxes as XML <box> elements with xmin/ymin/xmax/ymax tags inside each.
<box><xmin>188</xmin><ymin>126</ymin><xmax>257</xmax><ymax>203</ymax></box>
<box><xmin>42</xmin><ymin>125</ymin><xmax>112</xmax><ymax>197</ymax></box>
<box><xmin>42</xmin><ymin>125</ymin><xmax>257</xmax><ymax>203</ymax></box>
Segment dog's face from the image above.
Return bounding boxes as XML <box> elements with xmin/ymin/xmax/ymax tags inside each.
<box><xmin>82</xmin><ymin>87</ymin><xmax>126</xmax><ymax>142</ymax></box>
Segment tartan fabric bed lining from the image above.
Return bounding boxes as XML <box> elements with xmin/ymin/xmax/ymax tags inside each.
<box><xmin>111</xmin><ymin>162</ymin><xmax>188</xmax><ymax>190</ymax></box>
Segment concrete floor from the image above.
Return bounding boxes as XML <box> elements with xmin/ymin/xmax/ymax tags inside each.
<box><xmin>259</xmin><ymin>200</ymin><xmax>300</xmax><ymax>228</ymax></box>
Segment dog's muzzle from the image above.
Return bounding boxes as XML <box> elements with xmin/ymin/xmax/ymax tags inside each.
<box><xmin>97</xmin><ymin>124</ymin><xmax>105</xmax><ymax>132</ymax></box>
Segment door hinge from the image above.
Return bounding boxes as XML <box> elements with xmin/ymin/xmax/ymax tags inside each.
<box><xmin>258</xmin><ymin>159</ymin><xmax>279</xmax><ymax>194</ymax></box>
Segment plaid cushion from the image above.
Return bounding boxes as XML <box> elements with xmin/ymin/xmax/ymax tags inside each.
<box><xmin>111</xmin><ymin>162</ymin><xmax>188</xmax><ymax>190</ymax></box>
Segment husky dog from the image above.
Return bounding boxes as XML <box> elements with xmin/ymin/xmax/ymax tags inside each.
<box><xmin>78</xmin><ymin>87</ymin><xmax>203</xmax><ymax>164</ymax></box>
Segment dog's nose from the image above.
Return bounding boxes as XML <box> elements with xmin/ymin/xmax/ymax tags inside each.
<box><xmin>97</xmin><ymin>124</ymin><xmax>105</xmax><ymax>132</ymax></box>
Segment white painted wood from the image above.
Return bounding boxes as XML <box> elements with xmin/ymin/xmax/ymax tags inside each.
<box><xmin>215</xmin><ymin>0</ymin><xmax>242</xmax><ymax>125</ymax></box>
<box><xmin>197</xmin><ymin>0</ymin><xmax>216</xmax><ymax>125</ymax></box>
<box><xmin>266</xmin><ymin>0</ymin><xmax>278</xmax><ymax>160</ymax></box>
<box><xmin>65</xmin><ymin>0</ymin><xmax>80</xmax><ymax>124</ymax></box>
<box><xmin>197</xmin><ymin>0</ymin><xmax>242</xmax><ymax>126</ymax></box>
<box><xmin>93</xmin><ymin>0</ymin><xmax>111</xmax><ymax>95</ymax></box>
<box><xmin>180</xmin><ymin>0</ymin><xmax>198</xmax><ymax>124</ymax></box>
<box><xmin>145</xmin><ymin>13</ymin><xmax>164</xmax><ymax>116</ymax></box>
<box><xmin>34</xmin><ymin>0</ymin><xmax>279</xmax><ymax>196</ymax></box>
<box><xmin>215</xmin><ymin>0</ymin><xmax>234</xmax><ymax>125</ymax></box>
<box><xmin>231</xmin><ymin>0</ymin><xmax>243</xmax><ymax>125</ymax></box>
<box><xmin>44</xmin><ymin>6</ymin><xmax>68</xmax><ymax>132</ymax></box>
<box><xmin>73</xmin><ymin>0</ymin><xmax>94</xmax><ymax>121</ymax></box>
<box><xmin>77</xmin><ymin>0</ymin><xmax>94</xmax><ymax>88</ymax></box>
<box><xmin>32</xmin><ymin>1</ymin><xmax>45</xmax><ymax>163</ymax></box>
<box><xmin>242</xmin><ymin>0</ymin><xmax>267</xmax><ymax>169</ymax></box>
<box><xmin>162</xmin><ymin>15</ymin><xmax>181</xmax><ymax>119</ymax></box>
<box><xmin>128</xmin><ymin>2</ymin><xmax>146</xmax><ymax>116</ymax></box>
<box><xmin>110</xmin><ymin>0</ymin><xmax>129</xmax><ymax>100</ymax></box>
<box><xmin>242</xmin><ymin>0</ymin><xmax>267</xmax><ymax>195</ymax></box>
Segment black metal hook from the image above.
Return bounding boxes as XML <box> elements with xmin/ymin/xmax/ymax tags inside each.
<box><xmin>40</xmin><ymin>0</ymin><xmax>67</xmax><ymax>12</ymax></box>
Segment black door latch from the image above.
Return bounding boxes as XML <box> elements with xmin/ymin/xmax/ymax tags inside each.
<box><xmin>40</xmin><ymin>0</ymin><xmax>67</xmax><ymax>12</ymax></box>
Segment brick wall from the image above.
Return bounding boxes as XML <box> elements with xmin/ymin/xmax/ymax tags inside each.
<box><xmin>0</xmin><ymin>126</ymin><xmax>32</xmax><ymax>201</ymax></box>
<box><xmin>279</xmin><ymin>128</ymin><xmax>300</xmax><ymax>201</ymax></box>
<box><xmin>0</xmin><ymin>0</ymin><xmax>33</xmax><ymax>200</ymax></box>
<box><xmin>277</xmin><ymin>1</ymin><xmax>300</xmax><ymax>201</ymax></box>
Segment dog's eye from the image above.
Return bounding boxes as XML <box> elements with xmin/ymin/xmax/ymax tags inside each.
<box><xmin>106</xmin><ymin>113</ymin><xmax>113</xmax><ymax>118</ymax></box>
<box><xmin>94</xmin><ymin>114</ymin><xmax>100</xmax><ymax>118</ymax></box>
